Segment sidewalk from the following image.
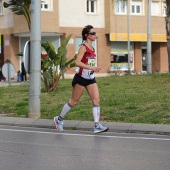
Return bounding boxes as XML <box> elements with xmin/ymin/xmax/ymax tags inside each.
<box><xmin>0</xmin><ymin>81</ymin><xmax>24</xmax><ymax>87</ymax></box>
<box><xmin>0</xmin><ymin>116</ymin><xmax>170</xmax><ymax>135</ymax></box>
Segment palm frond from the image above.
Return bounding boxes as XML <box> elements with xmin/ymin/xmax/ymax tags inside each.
<box><xmin>3</xmin><ymin>0</ymin><xmax>31</xmax><ymax>29</ymax></box>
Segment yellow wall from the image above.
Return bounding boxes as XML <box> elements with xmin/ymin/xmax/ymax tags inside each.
<box><xmin>110</xmin><ymin>33</ymin><xmax>167</xmax><ymax>42</ymax></box>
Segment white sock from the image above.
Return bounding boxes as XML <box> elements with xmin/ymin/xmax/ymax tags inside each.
<box><xmin>93</xmin><ymin>105</ymin><xmax>100</xmax><ymax>126</ymax></box>
<box><xmin>59</xmin><ymin>102</ymin><xmax>72</xmax><ymax>118</ymax></box>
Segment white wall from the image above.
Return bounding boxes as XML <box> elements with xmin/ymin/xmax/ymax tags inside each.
<box><xmin>59</xmin><ymin>0</ymin><xmax>105</xmax><ymax>28</ymax></box>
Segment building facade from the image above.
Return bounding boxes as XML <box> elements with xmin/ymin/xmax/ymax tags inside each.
<box><xmin>0</xmin><ymin>0</ymin><xmax>168</xmax><ymax>78</ymax></box>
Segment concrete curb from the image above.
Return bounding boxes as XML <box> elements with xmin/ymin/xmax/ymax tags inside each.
<box><xmin>0</xmin><ymin>81</ymin><xmax>23</xmax><ymax>87</ymax></box>
<box><xmin>0</xmin><ymin>117</ymin><xmax>170</xmax><ymax>135</ymax></box>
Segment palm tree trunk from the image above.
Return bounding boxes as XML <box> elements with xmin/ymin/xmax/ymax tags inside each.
<box><xmin>167</xmin><ymin>39</ymin><xmax>170</xmax><ymax>73</ymax></box>
<box><xmin>166</xmin><ymin>16</ymin><xmax>170</xmax><ymax>72</ymax></box>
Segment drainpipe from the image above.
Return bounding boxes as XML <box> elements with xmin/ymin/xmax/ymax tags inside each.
<box><xmin>127</xmin><ymin>0</ymin><xmax>131</xmax><ymax>74</ymax></box>
<box><xmin>147</xmin><ymin>0</ymin><xmax>152</xmax><ymax>74</ymax></box>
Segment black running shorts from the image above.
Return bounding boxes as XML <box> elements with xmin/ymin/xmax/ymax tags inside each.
<box><xmin>72</xmin><ymin>74</ymin><xmax>96</xmax><ymax>87</ymax></box>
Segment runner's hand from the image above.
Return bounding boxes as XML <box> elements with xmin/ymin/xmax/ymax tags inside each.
<box><xmin>91</xmin><ymin>67</ymin><xmax>101</xmax><ymax>73</ymax></box>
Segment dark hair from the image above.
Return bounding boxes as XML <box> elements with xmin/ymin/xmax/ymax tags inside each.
<box><xmin>81</xmin><ymin>25</ymin><xmax>94</xmax><ymax>44</ymax></box>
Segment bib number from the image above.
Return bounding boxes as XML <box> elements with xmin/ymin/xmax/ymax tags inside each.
<box><xmin>88</xmin><ymin>59</ymin><xmax>96</xmax><ymax>67</ymax></box>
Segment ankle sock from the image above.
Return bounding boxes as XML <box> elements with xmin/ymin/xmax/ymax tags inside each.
<box><xmin>58</xmin><ymin>116</ymin><xmax>63</xmax><ymax>121</ymax></box>
<box><xmin>95</xmin><ymin>122</ymin><xmax>99</xmax><ymax>127</ymax></box>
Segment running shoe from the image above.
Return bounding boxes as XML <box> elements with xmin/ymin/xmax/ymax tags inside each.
<box><xmin>54</xmin><ymin>116</ymin><xmax>64</xmax><ymax>132</ymax></box>
<box><xmin>94</xmin><ymin>124</ymin><xmax>109</xmax><ymax>133</ymax></box>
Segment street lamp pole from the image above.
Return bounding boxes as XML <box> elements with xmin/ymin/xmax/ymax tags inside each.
<box><xmin>29</xmin><ymin>0</ymin><xmax>41</xmax><ymax>118</ymax></box>
<box><xmin>127</xmin><ymin>0</ymin><xmax>131</xmax><ymax>74</ymax></box>
<box><xmin>147</xmin><ymin>0</ymin><xmax>152</xmax><ymax>73</ymax></box>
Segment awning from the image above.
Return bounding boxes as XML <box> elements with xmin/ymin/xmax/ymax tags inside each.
<box><xmin>13</xmin><ymin>32</ymin><xmax>63</xmax><ymax>37</ymax></box>
<box><xmin>110</xmin><ymin>33</ymin><xmax>167</xmax><ymax>42</ymax></box>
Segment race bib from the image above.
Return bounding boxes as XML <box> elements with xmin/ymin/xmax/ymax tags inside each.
<box><xmin>88</xmin><ymin>59</ymin><xmax>96</xmax><ymax>67</ymax></box>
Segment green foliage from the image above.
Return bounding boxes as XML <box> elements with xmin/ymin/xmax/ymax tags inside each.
<box><xmin>16</xmin><ymin>52</ymin><xmax>23</xmax><ymax>56</ymax></box>
<box><xmin>3</xmin><ymin>0</ymin><xmax>31</xmax><ymax>29</ymax></box>
<box><xmin>41</xmin><ymin>35</ymin><xmax>76</xmax><ymax>92</ymax></box>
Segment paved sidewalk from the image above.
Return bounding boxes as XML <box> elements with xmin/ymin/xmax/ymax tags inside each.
<box><xmin>0</xmin><ymin>117</ymin><xmax>170</xmax><ymax>135</ymax></box>
<box><xmin>0</xmin><ymin>81</ymin><xmax>25</xmax><ymax>87</ymax></box>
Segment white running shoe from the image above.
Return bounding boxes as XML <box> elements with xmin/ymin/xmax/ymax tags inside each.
<box><xmin>54</xmin><ymin>116</ymin><xmax>64</xmax><ymax>132</ymax></box>
<box><xmin>94</xmin><ymin>124</ymin><xmax>109</xmax><ymax>134</ymax></box>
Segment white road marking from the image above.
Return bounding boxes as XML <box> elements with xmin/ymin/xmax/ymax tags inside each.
<box><xmin>0</xmin><ymin>128</ymin><xmax>169</xmax><ymax>141</ymax></box>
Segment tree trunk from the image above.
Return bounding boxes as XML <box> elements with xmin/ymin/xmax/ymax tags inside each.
<box><xmin>167</xmin><ymin>39</ymin><xmax>170</xmax><ymax>73</ymax></box>
<box><xmin>166</xmin><ymin>16</ymin><xmax>170</xmax><ymax>72</ymax></box>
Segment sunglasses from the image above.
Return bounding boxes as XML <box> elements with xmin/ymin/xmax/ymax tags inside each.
<box><xmin>88</xmin><ymin>32</ymin><xmax>96</xmax><ymax>35</ymax></box>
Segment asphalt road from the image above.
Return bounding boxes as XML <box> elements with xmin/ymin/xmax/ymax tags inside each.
<box><xmin>0</xmin><ymin>125</ymin><xmax>170</xmax><ymax>170</ymax></box>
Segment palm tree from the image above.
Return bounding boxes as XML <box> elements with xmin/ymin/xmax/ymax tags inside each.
<box><xmin>3</xmin><ymin>0</ymin><xmax>31</xmax><ymax>29</ymax></box>
<box><xmin>3</xmin><ymin>0</ymin><xmax>76</xmax><ymax>92</ymax></box>
<box><xmin>165</xmin><ymin>0</ymin><xmax>170</xmax><ymax>72</ymax></box>
<box><xmin>41</xmin><ymin>37</ymin><xmax>76</xmax><ymax>92</ymax></box>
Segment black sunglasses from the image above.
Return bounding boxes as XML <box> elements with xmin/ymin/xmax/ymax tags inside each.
<box><xmin>88</xmin><ymin>32</ymin><xmax>96</xmax><ymax>35</ymax></box>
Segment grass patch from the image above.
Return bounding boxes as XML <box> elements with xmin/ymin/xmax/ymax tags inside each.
<box><xmin>0</xmin><ymin>73</ymin><xmax>170</xmax><ymax>124</ymax></box>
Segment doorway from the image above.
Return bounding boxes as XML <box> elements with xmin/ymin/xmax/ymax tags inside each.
<box><xmin>141</xmin><ymin>42</ymin><xmax>147</xmax><ymax>72</ymax></box>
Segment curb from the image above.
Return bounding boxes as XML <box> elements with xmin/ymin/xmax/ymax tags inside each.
<box><xmin>0</xmin><ymin>117</ymin><xmax>170</xmax><ymax>135</ymax></box>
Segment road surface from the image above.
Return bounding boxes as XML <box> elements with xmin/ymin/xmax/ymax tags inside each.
<box><xmin>0</xmin><ymin>125</ymin><xmax>170</xmax><ymax>170</ymax></box>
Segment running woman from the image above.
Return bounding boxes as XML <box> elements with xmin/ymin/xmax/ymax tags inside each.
<box><xmin>54</xmin><ymin>25</ymin><xmax>109</xmax><ymax>133</ymax></box>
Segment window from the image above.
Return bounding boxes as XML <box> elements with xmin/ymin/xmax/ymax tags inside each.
<box><xmin>110</xmin><ymin>42</ymin><xmax>134</xmax><ymax>71</ymax></box>
<box><xmin>162</xmin><ymin>1</ymin><xmax>166</xmax><ymax>16</ymax></box>
<box><xmin>0</xmin><ymin>0</ymin><xmax>3</xmax><ymax>15</ymax></box>
<box><xmin>151</xmin><ymin>1</ymin><xmax>159</xmax><ymax>15</ymax></box>
<box><xmin>151</xmin><ymin>0</ymin><xmax>166</xmax><ymax>16</ymax></box>
<box><xmin>41</xmin><ymin>0</ymin><xmax>53</xmax><ymax>11</ymax></box>
<box><xmin>115</xmin><ymin>0</ymin><xmax>127</xmax><ymax>14</ymax></box>
<box><xmin>132</xmin><ymin>0</ymin><xmax>143</xmax><ymax>14</ymax></box>
<box><xmin>86</xmin><ymin>0</ymin><xmax>98</xmax><ymax>14</ymax></box>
